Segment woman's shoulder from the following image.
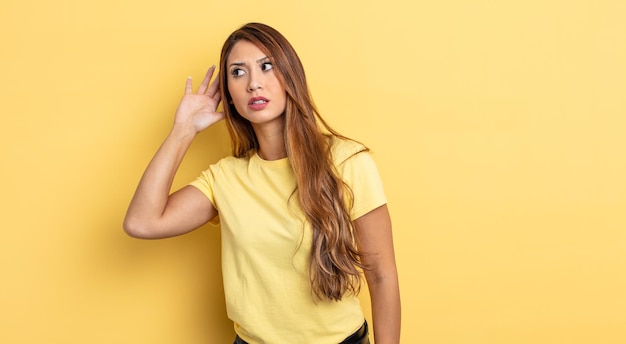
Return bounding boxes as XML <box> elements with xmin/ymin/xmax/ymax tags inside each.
<box><xmin>329</xmin><ymin>135</ymin><xmax>369</xmax><ymax>166</ymax></box>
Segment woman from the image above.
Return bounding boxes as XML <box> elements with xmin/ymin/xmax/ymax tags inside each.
<box><xmin>124</xmin><ymin>23</ymin><xmax>400</xmax><ymax>344</ymax></box>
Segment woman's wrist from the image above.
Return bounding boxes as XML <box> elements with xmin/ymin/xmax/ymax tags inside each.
<box><xmin>169</xmin><ymin>123</ymin><xmax>198</xmax><ymax>144</ymax></box>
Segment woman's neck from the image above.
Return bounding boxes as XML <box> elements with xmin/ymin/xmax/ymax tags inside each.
<box><xmin>252</xmin><ymin>120</ymin><xmax>287</xmax><ymax>161</ymax></box>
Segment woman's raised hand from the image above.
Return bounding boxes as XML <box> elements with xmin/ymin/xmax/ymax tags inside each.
<box><xmin>174</xmin><ymin>66</ymin><xmax>224</xmax><ymax>134</ymax></box>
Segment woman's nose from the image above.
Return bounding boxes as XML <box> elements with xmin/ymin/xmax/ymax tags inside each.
<box><xmin>247</xmin><ymin>71</ymin><xmax>262</xmax><ymax>92</ymax></box>
<box><xmin>248</xmin><ymin>83</ymin><xmax>261</xmax><ymax>92</ymax></box>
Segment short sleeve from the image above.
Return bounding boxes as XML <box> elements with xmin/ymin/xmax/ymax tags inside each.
<box><xmin>338</xmin><ymin>151</ymin><xmax>387</xmax><ymax>220</ymax></box>
<box><xmin>188</xmin><ymin>165</ymin><xmax>220</xmax><ymax>225</ymax></box>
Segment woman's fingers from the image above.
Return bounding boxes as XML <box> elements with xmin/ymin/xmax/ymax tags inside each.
<box><xmin>184</xmin><ymin>76</ymin><xmax>193</xmax><ymax>95</ymax></box>
<box><xmin>184</xmin><ymin>66</ymin><xmax>219</xmax><ymax>99</ymax></box>
<box><xmin>197</xmin><ymin>66</ymin><xmax>216</xmax><ymax>95</ymax></box>
<box><xmin>206</xmin><ymin>71</ymin><xmax>220</xmax><ymax>98</ymax></box>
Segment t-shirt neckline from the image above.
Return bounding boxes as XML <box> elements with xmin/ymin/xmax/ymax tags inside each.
<box><xmin>251</xmin><ymin>152</ymin><xmax>290</xmax><ymax>167</ymax></box>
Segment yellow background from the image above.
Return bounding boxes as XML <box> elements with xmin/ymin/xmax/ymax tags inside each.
<box><xmin>1</xmin><ymin>0</ymin><xmax>625</xmax><ymax>343</ymax></box>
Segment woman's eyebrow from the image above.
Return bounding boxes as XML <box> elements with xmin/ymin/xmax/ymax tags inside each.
<box><xmin>229</xmin><ymin>56</ymin><xmax>270</xmax><ymax>68</ymax></box>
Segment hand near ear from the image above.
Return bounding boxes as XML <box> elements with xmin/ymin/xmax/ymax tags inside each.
<box><xmin>174</xmin><ymin>66</ymin><xmax>224</xmax><ymax>134</ymax></box>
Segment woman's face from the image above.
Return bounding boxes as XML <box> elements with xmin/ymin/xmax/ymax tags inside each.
<box><xmin>226</xmin><ymin>40</ymin><xmax>287</xmax><ymax>128</ymax></box>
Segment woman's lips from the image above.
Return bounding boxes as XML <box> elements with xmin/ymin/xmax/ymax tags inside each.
<box><xmin>248</xmin><ymin>97</ymin><xmax>269</xmax><ymax>110</ymax></box>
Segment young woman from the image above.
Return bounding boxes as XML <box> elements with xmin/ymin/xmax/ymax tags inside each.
<box><xmin>124</xmin><ymin>23</ymin><xmax>400</xmax><ymax>344</ymax></box>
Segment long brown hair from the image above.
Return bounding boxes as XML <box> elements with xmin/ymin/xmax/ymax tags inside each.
<box><xmin>218</xmin><ymin>23</ymin><xmax>365</xmax><ymax>301</ymax></box>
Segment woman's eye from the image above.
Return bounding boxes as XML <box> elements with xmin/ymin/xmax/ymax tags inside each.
<box><xmin>231</xmin><ymin>69</ymin><xmax>245</xmax><ymax>77</ymax></box>
<box><xmin>261</xmin><ymin>62</ymin><xmax>273</xmax><ymax>71</ymax></box>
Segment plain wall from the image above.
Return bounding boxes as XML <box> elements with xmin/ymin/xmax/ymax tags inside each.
<box><xmin>1</xmin><ymin>0</ymin><xmax>625</xmax><ymax>342</ymax></box>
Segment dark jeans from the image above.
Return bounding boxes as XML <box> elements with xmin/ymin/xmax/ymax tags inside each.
<box><xmin>233</xmin><ymin>320</ymin><xmax>369</xmax><ymax>344</ymax></box>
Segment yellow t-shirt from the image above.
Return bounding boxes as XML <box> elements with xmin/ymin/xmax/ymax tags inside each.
<box><xmin>189</xmin><ymin>137</ymin><xmax>386</xmax><ymax>344</ymax></box>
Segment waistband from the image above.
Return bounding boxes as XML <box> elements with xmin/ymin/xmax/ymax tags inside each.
<box><xmin>340</xmin><ymin>320</ymin><xmax>369</xmax><ymax>344</ymax></box>
<box><xmin>233</xmin><ymin>320</ymin><xmax>369</xmax><ymax>344</ymax></box>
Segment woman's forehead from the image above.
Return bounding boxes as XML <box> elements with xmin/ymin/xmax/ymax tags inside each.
<box><xmin>226</xmin><ymin>40</ymin><xmax>268</xmax><ymax>64</ymax></box>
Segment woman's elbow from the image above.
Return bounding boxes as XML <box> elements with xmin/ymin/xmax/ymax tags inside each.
<box><xmin>123</xmin><ymin>216</ymin><xmax>155</xmax><ymax>239</ymax></box>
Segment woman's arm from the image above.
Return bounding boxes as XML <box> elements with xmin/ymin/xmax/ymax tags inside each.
<box><xmin>354</xmin><ymin>204</ymin><xmax>401</xmax><ymax>344</ymax></box>
<box><xmin>123</xmin><ymin>67</ymin><xmax>222</xmax><ymax>239</ymax></box>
